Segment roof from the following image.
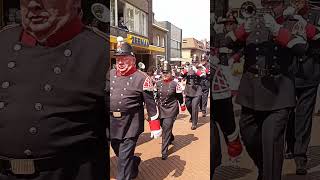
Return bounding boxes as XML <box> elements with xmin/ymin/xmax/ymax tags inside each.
<box><xmin>152</xmin><ymin>23</ymin><xmax>168</xmax><ymax>32</ymax></box>
<box><xmin>182</xmin><ymin>38</ymin><xmax>206</xmax><ymax>50</ymax></box>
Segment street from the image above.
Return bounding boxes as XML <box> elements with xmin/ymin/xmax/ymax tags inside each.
<box><xmin>110</xmin><ymin>106</ymin><xmax>210</xmax><ymax>180</ymax></box>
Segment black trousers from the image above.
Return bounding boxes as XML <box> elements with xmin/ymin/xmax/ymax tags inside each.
<box><xmin>111</xmin><ymin>137</ymin><xmax>139</xmax><ymax>180</ymax></box>
<box><xmin>160</xmin><ymin>116</ymin><xmax>176</xmax><ymax>156</ymax></box>
<box><xmin>200</xmin><ymin>87</ymin><xmax>210</xmax><ymax>113</ymax></box>
<box><xmin>212</xmin><ymin>97</ymin><xmax>236</xmax><ymax>143</ymax></box>
<box><xmin>210</xmin><ymin>120</ymin><xmax>222</xmax><ymax>180</ymax></box>
<box><xmin>185</xmin><ymin>96</ymin><xmax>201</xmax><ymax>126</ymax></box>
<box><xmin>239</xmin><ymin>107</ymin><xmax>289</xmax><ymax>180</ymax></box>
<box><xmin>286</xmin><ymin>86</ymin><xmax>318</xmax><ymax>161</ymax></box>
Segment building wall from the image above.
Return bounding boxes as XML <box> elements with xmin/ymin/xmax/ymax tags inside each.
<box><xmin>182</xmin><ymin>49</ymin><xmax>191</xmax><ymax>59</ymax></box>
<box><xmin>126</xmin><ymin>0</ymin><xmax>149</xmax><ymax>13</ymax></box>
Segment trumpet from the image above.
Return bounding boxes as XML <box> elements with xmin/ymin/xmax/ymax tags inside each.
<box><xmin>240</xmin><ymin>1</ymin><xmax>274</xmax><ymax>20</ymax></box>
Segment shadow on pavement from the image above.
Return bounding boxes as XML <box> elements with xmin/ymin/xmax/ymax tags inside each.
<box><xmin>197</xmin><ymin>116</ymin><xmax>210</xmax><ymax>128</ymax></box>
<box><xmin>213</xmin><ymin>165</ymin><xmax>253</xmax><ymax>180</ymax></box>
<box><xmin>307</xmin><ymin>146</ymin><xmax>320</xmax><ymax>170</ymax></box>
<box><xmin>135</xmin><ymin>155</ymin><xmax>186</xmax><ymax>180</ymax></box>
<box><xmin>168</xmin><ymin>134</ymin><xmax>199</xmax><ymax>155</ymax></box>
<box><xmin>283</xmin><ymin>171</ymin><xmax>320</xmax><ymax>180</ymax></box>
<box><xmin>136</xmin><ymin>132</ymin><xmax>153</xmax><ymax>147</ymax></box>
<box><xmin>176</xmin><ymin>113</ymin><xmax>189</xmax><ymax>120</ymax></box>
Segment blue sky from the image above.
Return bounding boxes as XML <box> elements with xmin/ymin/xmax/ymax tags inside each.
<box><xmin>153</xmin><ymin>0</ymin><xmax>210</xmax><ymax>40</ymax></box>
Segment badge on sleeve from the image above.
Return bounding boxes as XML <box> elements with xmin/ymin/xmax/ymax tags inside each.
<box><xmin>143</xmin><ymin>76</ymin><xmax>154</xmax><ymax>91</ymax></box>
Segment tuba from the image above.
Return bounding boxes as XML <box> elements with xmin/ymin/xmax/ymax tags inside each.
<box><xmin>91</xmin><ymin>3</ymin><xmax>109</xmax><ymax>23</ymax></box>
<box><xmin>240</xmin><ymin>1</ymin><xmax>274</xmax><ymax>20</ymax></box>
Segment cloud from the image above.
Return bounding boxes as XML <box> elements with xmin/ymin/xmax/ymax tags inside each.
<box><xmin>153</xmin><ymin>0</ymin><xmax>210</xmax><ymax>40</ymax></box>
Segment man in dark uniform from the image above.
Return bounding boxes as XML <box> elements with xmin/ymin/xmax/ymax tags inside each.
<box><xmin>110</xmin><ymin>38</ymin><xmax>162</xmax><ymax>180</ymax></box>
<box><xmin>199</xmin><ymin>53</ymin><xmax>211</xmax><ymax>117</ymax></box>
<box><xmin>211</xmin><ymin>13</ymin><xmax>243</xmax><ymax>162</ymax></box>
<box><xmin>181</xmin><ymin>55</ymin><xmax>206</xmax><ymax>130</ymax></box>
<box><xmin>154</xmin><ymin>61</ymin><xmax>186</xmax><ymax>160</ymax></box>
<box><xmin>0</xmin><ymin>0</ymin><xmax>108</xmax><ymax>180</ymax></box>
<box><xmin>225</xmin><ymin>0</ymin><xmax>309</xmax><ymax>179</ymax></box>
<box><xmin>284</xmin><ymin>0</ymin><xmax>320</xmax><ymax>175</ymax></box>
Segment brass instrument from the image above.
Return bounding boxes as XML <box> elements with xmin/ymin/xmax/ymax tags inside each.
<box><xmin>240</xmin><ymin>1</ymin><xmax>274</xmax><ymax>20</ymax></box>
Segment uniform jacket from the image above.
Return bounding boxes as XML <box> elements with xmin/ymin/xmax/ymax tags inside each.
<box><xmin>181</xmin><ymin>65</ymin><xmax>204</xmax><ymax>97</ymax></box>
<box><xmin>0</xmin><ymin>18</ymin><xmax>108</xmax><ymax>159</ymax></box>
<box><xmin>292</xmin><ymin>10</ymin><xmax>320</xmax><ymax>88</ymax></box>
<box><xmin>155</xmin><ymin>79</ymin><xmax>184</xmax><ymax>118</ymax></box>
<box><xmin>225</xmin><ymin>16</ymin><xmax>309</xmax><ymax>111</ymax></box>
<box><xmin>110</xmin><ymin>69</ymin><xmax>159</xmax><ymax>139</ymax></box>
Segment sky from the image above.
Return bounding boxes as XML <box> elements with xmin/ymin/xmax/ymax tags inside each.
<box><xmin>153</xmin><ymin>0</ymin><xmax>210</xmax><ymax>41</ymax></box>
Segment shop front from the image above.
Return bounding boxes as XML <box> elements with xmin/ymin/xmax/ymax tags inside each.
<box><xmin>110</xmin><ymin>33</ymin><xmax>165</xmax><ymax>71</ymax></box>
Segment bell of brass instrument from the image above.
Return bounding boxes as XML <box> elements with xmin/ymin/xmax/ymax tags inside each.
<box><xmin>240</xmin><ymin>1</ymin><xmax>274</xmax><ymax>20</ymax></box>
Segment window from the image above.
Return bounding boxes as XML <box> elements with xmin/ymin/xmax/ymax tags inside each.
<box><xmin>110</xmin><ymin>0</ymin><xmax>116</xmax><ymax>26</ymax></box>
<box><xmin>125</xmin><ymin>3</ymin><xmax>148</xmax><ymax>36</ymax></box>
<box><xmin>161</xmin><ymin>37</ymin><xmax>165</xmax><ymax>47</ymax></box>
<box><xmin>157</xmin><ymin>35</ymin><xmax>160</xmax><ymax>46</ymax></box>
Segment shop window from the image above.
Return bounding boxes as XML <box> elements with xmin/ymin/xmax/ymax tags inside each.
<box><xmin>110</xmin><ymin>0</ymin><xmax>116</xmax><ymax>26</ymax></box>
<box><xmin>161</xmin><ymin>37</ymin><xmax>165</xmax><ymax>47</ymax></box>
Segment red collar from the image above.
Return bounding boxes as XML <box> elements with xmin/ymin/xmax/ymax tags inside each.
<box><xmin>21</xmin><ymin>17</ymin><xmax>84</xmax><ymax>47</ymax></box>
<box><xmin>163</xmin><ymin>77</ymin><xmax>173</xmax><ymax>83</ymax></box>
<box><xmin>116</xmin><ymin>66</ymin><xmax>137</xmax><ymax>77</ymax></box>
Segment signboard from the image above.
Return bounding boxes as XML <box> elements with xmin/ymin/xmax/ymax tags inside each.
<box><xmin>127</xmin><ymin>34</ymin><xmax>149</xmax><ymax>47</ymax></box>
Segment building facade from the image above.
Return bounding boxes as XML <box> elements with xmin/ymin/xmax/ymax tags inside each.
<box><xmin>152</xmin><ymin>19</ymin><xmax>168</xmax><ymax>69</ymax></box>
<box><xmin>182</xmin><ymin>38</ymin><xmax>208</xmax><ymax>63</ymax></box>
<box><xmin>110</xmin><ymin>0</ymin><xmax>164</xmax><ymax>70</ymax></box>
<box><xmin>157</xmin><ymin>21</ymin><xmax>182</xmax><ymax>62</ymax></box>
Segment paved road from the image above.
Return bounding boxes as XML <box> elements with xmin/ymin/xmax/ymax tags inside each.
<box><xmin>110</xmin><ymin>108</ymin><xmax>210</xmax><ymax>180</ymax></box>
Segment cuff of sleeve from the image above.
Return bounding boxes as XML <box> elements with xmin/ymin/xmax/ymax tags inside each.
<box><xmin>287</xmin><ymin>36</ymin><xmax>306</xmax><ymax>48</ymax></box>
<box><xmin>149</xmin><ymin>120</ymin><xmax>161</xmax><ymax>131</ymax></box>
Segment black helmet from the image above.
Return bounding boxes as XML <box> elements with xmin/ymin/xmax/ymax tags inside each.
<box><xmin>114</xmin><ymin>37</ymin><xmax>135</xmax><ymax>56</ymax></box>
<box><xmin>162</xmin><ymin>61</ymin><xmax>172</xmax><ymax>73</ymax></box>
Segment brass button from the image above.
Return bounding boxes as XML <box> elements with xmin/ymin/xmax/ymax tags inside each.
<box><xmin>256</xmin><ymin>57</ymin><xmax>259</xmax><ymax>60</ymax></box>
<box><xmin>123</xmin><ymin>88</ymin><xmax>126</xmax><ymax>90</ymax></box>
<box><xmin>13</xmin><ymin>44</ymin><xmax>21</xmax><ymax>51</ymax></box>
<box><xmin>256</xmin><ymin>48</ymin><xmax>259</xmax><ymax>51</ymax></box>
<box><xmin>44</xmin><ymin>84</ymin><xmax>52</xmax><ymax>92</ymax></box>
<box><xmin>2</xmin><ymin>81</ymin><xmax>10</xmax><ymax>89</ymax></box>
<box><xmin>257</xmin><ymin>25</ymin><xmax>261</xmax><ymax>28</ymax></box>
<box><xmin>121</xmin><ymin>94</ymin><xmax>124</xmax><ymax>96</ymax></box>
<box><xmin>117</xmin><ymin>109</ymin><xmax>120</xmax><ymax>111</ymax></box>
<box><xmin>273</xmin><ymin>56</ymin><xmax>277</xmax><ymax>59</ymax></box>
<box><xmin>54</xmin><ymin>67</ymin><xmax>62</xmax><ymax>74</ymax></box>
<box><xmin>299</xmin><ymin>58</ymin><xmax>303</xmax><ymax>62</ymax></box>
<box><xmin>256</xmin><ymin>31</ymin><xmax>260</xmax><ymax>35</ymax></box>
<box><xmin>274</xmin><ymin>47</ymin><xmax>278</xmax><ymax>51</ymax></box>
<box><xmin>255</xmin><ymin>39</ymin><xmax>259</xmax><ymax>42</ymax></box>
<box><xmin>24</xmin><ymin>149</ymin><xmax>32</xmax><ymax>156</ymax></box>
<box><xmin>254</xmin><ymin>74</ymin><xmax>259</xmax><ymax>78</ymax></box>
<box><xmin>8</xmin><ymin>61</ymin><xmax>16</xmax><ymax>69</ymax></box>
<box><xmin>35</xmin><ymin>103</ymin><xmax>43</xmax><ymax>111</ymax></box>
<box><xmin>64</xmin><ymin>49</ymin><xmax>72</xmax><ymax>57</ymax></box>
<box><xmin>29</xmin><ymin>127</ymin><xmax>37</xmax><ymax>135</ymax></box>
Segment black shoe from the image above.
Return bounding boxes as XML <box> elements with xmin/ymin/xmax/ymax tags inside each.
<box><xmin>295</xmin><ymin>158</ymin><xmax>307</xmax><ymax>175</ymax></box>
<box><xmin>162</xmin><ymin>154</ymin><xmax>168</xmax><ymax>160</ymax></box>
<box><xmin>202</xmin><ymin>112</ymin><xmax>206</xmax><ymax>117</ymax></box>
<box><xmin>284</xmin><ymin>152</ymin><xmax>294</xmax><ymax>159</ymax></box>
<box><xmin>131</xmin><ymin>156</ymin><xmax>141</xmax><ymax>179</ymax></box>
<box><xmin>170</xmin><ymin>135</ymin><xmax>175</xmax><ymax>144</ymax></box>
<box><xmin>191</xmin><ymin>125</ymin><xmax>197</xmax><ymax>130</ymax></box>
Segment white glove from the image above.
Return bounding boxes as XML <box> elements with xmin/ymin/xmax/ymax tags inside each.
<box><xmin>192</xmin><ymin>65</ymin><xmax>197</xmax><ymax>72</ymax></box>
<box><xmin>283</xmin><ymin>6</ymin><xmax>296</xmax><ymax>17</ymax></box>
<box><xmin>150</xmin><ymin>129</ymin><xmax>162</xmax><ymax>139</ymax></box>
<box><xmin>244</xmin><ymin>18</ymin><xmax>253</xmax><ymax>33</ymax></box>
<box><xmin>219</xmin><ymin>47</ymin><xmax>233</xmax><ymax>54</ymax></box>
<box><xmin>264</xmin><ymin>14</ymin><xmax>282</xmax><ymax>35</ymax></box>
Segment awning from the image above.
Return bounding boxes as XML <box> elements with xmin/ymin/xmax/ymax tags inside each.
<box><xmin>170</xmin><ymin>58</ymin><xmax>191</xmax><ymax>63</ymax></box>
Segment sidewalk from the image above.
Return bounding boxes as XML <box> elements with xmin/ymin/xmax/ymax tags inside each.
<box><xmin>110</xmin><ymin>109</ymin><xmax>210</xmax><ymax>180</ymax></box>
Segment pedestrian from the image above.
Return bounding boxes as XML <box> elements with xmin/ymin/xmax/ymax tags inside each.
<box><xmin>225</xmin><ymin>0</ymin><xmax>309</xmax><ymax>179</ymax></box>
<box><xmin>110</xmin><ymin>37</ymin><xmax>162</xmax><ymax>180</ymax></box>
<box><xmin>284</xmin><ymin>0</ymin><xmax>320</xmax><ymax>175</ymax></box>
<box><xmin>181</xmin><ymin>55</ymin><xmax>206</xmax><ymax>130</ymax></box>
<box><xmin>155</xmin><ymin>61</ymin><xmax>186</xmax><ymax>160</ymax></box>
<box><xmin>0</xmin><ymin>0</ymin><xmax>108</xmax><ymax>179</ymax></box>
